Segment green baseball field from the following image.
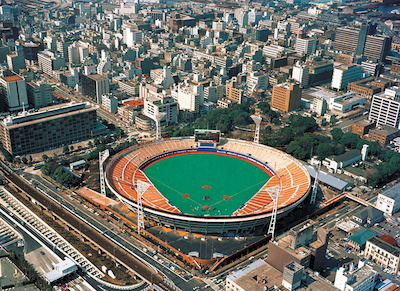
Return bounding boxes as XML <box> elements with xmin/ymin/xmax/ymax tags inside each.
<box><xmin>143</xmin><ymin>153</ymin><xmax>271</xmax><ymax>216</ymax></box>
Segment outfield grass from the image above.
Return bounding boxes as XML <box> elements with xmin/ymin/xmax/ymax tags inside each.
<box><xmin>143</xmin><ymin>153</ymin><xmax>271</xmax><ymax>216</ymax></box>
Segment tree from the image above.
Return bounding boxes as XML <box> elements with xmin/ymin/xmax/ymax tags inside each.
<box><xmin>330</xmin><ymin>128</ymin><xmax>344</xmax><ymax>141</ymax></box>
<box><xmin>258</xmin><ymin>101</ymin><xmax>270</xmax><ymax>113</ymax></box>
<box><xmin>42</xmin><ymin>154</ymin><xmax>48</xmax><ymax>161</ymax></box>
<box><xmin>87</xmin><ymin>141</ymin><xmax>94</xmax><ymax>148</ymax></box>
<box><xmin>70</xmin><ymin>145</ymin><xmax>74</xmax><ymax>152</ymax></box>
<box><xmin>62</xmin><ymin>145</ymin><xmax>70</xmax><ymax>154</ymax></box>
<box><xmin>21</xmin><ymin>157</ymin><xmax>28</xmax><ymax>164</ymax></box>
<box><xmin>339</xmin><ymin>133</ymin><xmax>360</xmax><ymax>149</ymax></box>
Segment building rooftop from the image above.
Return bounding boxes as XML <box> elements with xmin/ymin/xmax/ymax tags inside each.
<box><xmin>368</xmin><ymin>236</ymin><xmax>400</xmax><ymax>256</ymax></box>
<box><xmin>331</xmin><ymin>149</ymin><xmax>361</xmax><ymax>163</ymax></box>
<box><xmin>227</xmin><ymin>260</ymin><xmax>282</xmax><ymax>291</ymax></box>
<box><xmin>86</xmin><ymin>74</ymin><xmax>108</xmax><ymax>81</ymax></box>
<box><xmin>348</xmin><ymin>265</ymin><xmax>377</xmax><ymax>288</ymax></box>
<box><xmin>353</xmin><ymin>119</ymin><xmax>374</xmax><ymax>127</ymax></box>
<box><xmin>369</xmin><ymin>125</ymin><xmax>400</xmax><ymax>137</ymax></box>
<box><xmin>348</xmin><ymin>228</ymin><xmax>377</xmax><ymax>246</ymax></box>
<box><xmin>379</xmin><ymin>183</ymin><xmax>400</xmax><ymax>201</ymax></box>
<box><xmin>2</xmin><ymin>75</ymin><xmax>23</xmax><ymax>82</ymax></box>
<box><xmin>3</xmin><ymin>102</ymin><xmax>94</xmax><ymax>128</ymax></box>
<box><xmin>305</xmin><ymin>165</ymin><xmax>350</xmax><ymax>191</ymax></box>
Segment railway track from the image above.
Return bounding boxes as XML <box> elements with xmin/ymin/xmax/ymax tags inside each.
<box><xmin>0</xmin><ymin>162</ymin><xmax>172</xmax><ymax>290</ymax></box>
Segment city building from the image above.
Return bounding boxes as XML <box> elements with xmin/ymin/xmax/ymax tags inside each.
<box><xmin>81</xmin><ymin>74</ymin><xmax>110</xmax><ymax>103</ymax></box>
<box><xmin>351</xmin><ymin>119</ymin><xmax>375</xmax><ymax>136</ymax></box>
<box><xmin>348</xmin><ymin>77</ymin><xmax>391</xmax><ymax>99</ymax></box>
<box><xmin>363</xmin><ymin>35</ymin><xmax>391</xmax><ymax>62</ymax></box>
<box><xmin>123</xmin><ymin>26</ymin><xmax>143</xmax><ymax>47</ymax></box>
<box><xmin>323</xmin><ymin>147</ymin><xmax>368</xmax><ymax>173</ymax></box>
<box><xmin>375</xmin><ymin>183</ymin><xmax>400</xmax><ymax>215</ymax></box>
<box><xmin>26</xmin><ymin>80</ymin><xmax>53</xmax><ymax>109</ymax></box>
<box><xmin>0</xmin><ymin>75</ymin><xmax>29</xmax><ymax>112</ymax></box>
<box><xmin>334</xmin><ymin>261</ymin><xmax>377</xmax><ymax>291</ymax></box>
<box><xmin>68</xmin><ymin>41</ymin><xmax>89</xmax><ymax>65</ymax></box>
<box><xmin>282</xmin><ymin>262</ymin><xmax>304</xmax><ymax>291</ymax></box>
<box><xmin>365</xmin><ymin>236</ymin><xmax>400</xmax><ymax>274</ymax></box>
<box><xmin>204</xmin><ymin>83</ymin><xmax>225</xmax><ymax>103</ymax></box>
<box><xmin>6</xmin><ymin>51</ymin><xmax>25</xmax><ymax>73</ymax></box>
<box><xmin>369</xmin><ymin>87</ymin><xmax>400</xmax><ymax>129</ymax></box>
<box><xmin>143</xmin><ymin>94</ymin><xmax>178</xmax><ymax>126</ymax></box>
<box><xmin>266</xmin><ymin>220</ymin><xmax>329</xmax><ymax>273</ymax></box>
<box><xmin>271</xmin><ymin>82</ymin><xmax>301</xmax><ymax>112</ymax></box>
<box><xmin>226</xmin><ymin>79</ymin><xmax>244</xmax><ymax>104</ymax></box>
<box><xmin>38</xmin><ymin>50</ymin><xmax>66</xmax><ymax>76</ymax></box>
<box><xmin>0</xmin><ymin>102</ymin><xmax>97</xmax><ymax>155</ymax></box>
<box><xmin>366</xmin><ymin>125</ymin><xmax>400</xmax><ymax>146</ymax></box>
<box><xmin>226</xmin><ymin>260</ymin><xmax>282</xmax><ymax>291</ymax></box>
<box><xmin>292</xmin><ymin>63</ymin><xmax>310</xmax><ymax>88</ymax></box>
<box><xmin>331</xmin><ymin>65</ymin><xmax>364</xmax><ymax>91</ymax></box>
<box><xmin>295</xmin><ymin>37</ymin><xmax>316</xmax><ymax>55</ymax></box>
<box><xmin>176</xmin><ymin>81</ymin><xmax>202</xmax><ymax>113</ymax></box>
<box><xmin>348</xmin><ymin>228</ymin><xmax>378</xmax><ymax>251</ymax></box>
<box><xmin>101</xmin><ymin>94</ymin><xmax>118</xmax><ymax>113</ymax></box>
<box><xmin>334</xmin><ymin>25</ymin><xmax>369</xmax><ymax>55</ymax></box>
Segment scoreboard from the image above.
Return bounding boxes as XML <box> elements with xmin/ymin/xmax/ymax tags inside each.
<box><xmin>194</xmin><ymin>129</ymin><xmax>221</xmax><ymax>143</ymax></box>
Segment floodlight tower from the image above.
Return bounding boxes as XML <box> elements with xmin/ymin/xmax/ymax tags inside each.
<box><xmin>251</xmin><ymin>115</ymin><xmax>262</xmax><ymax>144</ymax></box>
<box><xmin>154</xmin><ymin>112</ymin><xmax>167</xmax><ymax>141</ymax></box>
<box><xmin>267</xmin><ymin>185</ymin><xmax>281</xmax><ymax>240</ymax></box>
<box><xmin>310</xmin><ymin>160</ymin><xmax>321</xmax><ymax>204</ymax></box>
<box><xmin>99</xmin><ymin>149</ymin><xmax>110</xmax><ymax>196</ymax></box>
<box><xmin>136</xmin><ymin>180</ymin><xmax>150</xmax><ymax>235</ymax></box>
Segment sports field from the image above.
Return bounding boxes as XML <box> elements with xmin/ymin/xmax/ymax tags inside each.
<box><xmin>143</xmin><ymin>153</ymin><xmax>271</xmax><ymax>216</ymax></box>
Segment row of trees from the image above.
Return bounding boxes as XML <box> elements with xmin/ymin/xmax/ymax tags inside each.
<box><xmin>261</xmin><ymin>114</ymin><xmax>319</xmax><ymax>148</ymax></box>
<box><xmin>41</xmin><ymin>160</ymin><xmax>81</xmax><ymax>187</ymax></box>
<box><xmin>163</xmin><ymin>103</ymin><xmax>253</xmax><ymax>137</ymax></box>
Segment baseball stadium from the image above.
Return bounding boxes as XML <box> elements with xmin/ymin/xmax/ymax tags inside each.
<box><xmin>105</xmin><ymin>130</ymin><xmax>311</xmax><ymax>235</ymax></box>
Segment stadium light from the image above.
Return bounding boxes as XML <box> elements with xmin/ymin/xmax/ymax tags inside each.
<box><xmin>251</xmin><ymin>115</ymin><xmax>262</xmax><ymax>144</ymax></box>
<box><xmin>154</xmin><ymin>112</ymin><xmax>167</xmax><ymax>141</ymax></box>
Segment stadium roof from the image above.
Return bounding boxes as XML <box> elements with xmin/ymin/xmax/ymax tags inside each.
<box><xmin>305</xmin><ymin>165</ymin><xmax>350</xmax><ymax>191</ymax></box>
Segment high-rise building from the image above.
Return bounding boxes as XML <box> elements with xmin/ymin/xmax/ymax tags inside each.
<box><xmin>81</xmin><ymin>74</ymin><xmax>110</xmax><ymax>104</ymax></box>
<box><xmin>226</xmin><ymin>79</ymin><xmax>244</xmax><ymax>104</ymax></box>
<box><xmin>295</xmin><ymin>37</ymin><xmax>316</xmax><ymax>55</ymax></box>
<box><xmin>0</xmin><ymin>102</ymin><xmax>97</xmax><ymax>155</ymax></box>
<box><xmin>0</xmin><ymin>75</ymin><xmax>28</xmax><ymax>112</ymax></box>
<box><xmin>369</xmin><ymin>86</ymin><xmax>400</xmax><ymax>129</ymax></box>
<box><xmin>6</xmin><ymin>51</ymin><xmax>25</xmax><ymax>73</ymax></box>
<box><xmin>123</xmin><ymin>26</ymin><xmax>143</xmax><ymax>47</ymax></box>
<box><xmin>38</xmin><ymin>50</ymin><xmax>66</xmax><ymax>75</ymax></box>
<box><xmin>271</xmin><ymin>82</ymin><xmax>301</xmax><ymax>112</ymax></box>
<box><xmin>68</xmin><ymin>41</ymin><xmax>89</xmax><ymax>65</ymax></box>
<box><xmin>177</xmin><ymin>81</ymin><xmax>201</xmax><ymax>112</ymax></box>
<box><xmin>335</xmin><ymin>25</ymin><xmax>369</xmax><ymax>55</ymax></box>
<box><xmin>363</xmin><ymin>35</ymin><xmax>391</xmax><ymax>62</ymax></box>
<box><xmin>26</xmin><ymin>80</ymin><xmax>53</xmax><ymax>108</ymax></box>
<box><xmin>292</xmin><ymin>64</ymin><xmax>310</xmax><ymax>88</ymax></box>
<box><xmin>331</xmin><ymin>65</ymin><xmax>363</xmax><ymax>91</ymax></box>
